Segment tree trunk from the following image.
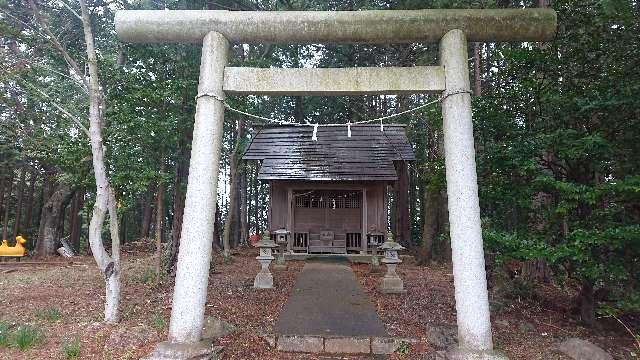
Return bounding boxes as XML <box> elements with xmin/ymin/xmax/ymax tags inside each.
<box><xmin>35</xmin><ymin>183</ymin><xmax>74</xmax><ymax>257</ymax></box>
<box><xmin>222</xmin><ymin>152</ymin><xmax>238</xmax><ymax>257</ymax></box>
<box><xmin>0</xmin><ymin>177</ymin><xmax>6</xmax><ymax>222</ymax></box>
<box><xmin>579</xmin><ymin>280</ymin><xmax>596</xmax><ymax>326</ymax></box>
<box><xmin>473</xmin><ymin>42</ymin><xmax>482</xmax><ymax>96</ymax></box>
<box><xmin>394</xmin><ymin>161</ymin><xmax>410</xmax><ymax>245</ymax></box>
<box><xmin>69</xmin><ymin>189</ymin><xmax>84</xmax><ymax>251</ymax></box>
<box><xmin>2</xmin><ymin>177</ymin><xmax>14</xmax><ymax>241</ymax></box>
<box><xmin>79</xmin><ymin>0</ymin><xmax>120</xmax><ymax>324</ymax></box>
<box><xmin>239</xmin><ymin>165</ymin><xmax>248</xmax><ymax>246</ymax></box>
<box><xmin>418</xmin><ymin>185</ymin><xmax>440</xmax><ymax>265</ymax></box>
<box><xmin>213</xmin><ymin>201</ymin><xmax>222</xmax><ymax>250</ymax></box>
<box><xmin>222</xmin><ymin>119</ymin><xmax>244</xmax><ymax>256</ymax></box>
<box><xmin>155</xmin><ymin>164</ymin><xmax>165</xmax><ymax>277</ymax></box>
<box><xmin>12</xmin><ymin>168</ymin><xmax>26</xmax><ymax>239</ymax></box>
<box><xmin>22</xmin><ymin>170</ymin><xmax>37</xmax><ymax>233</ymax></box>
<box><xmin>253</xmin><ymin>164</ymin><xmax>260</xmax><ymax>233</ymax></box>
<box><xmin>139</xmin><ymin>186</ymin><xmax>154</xmax><ymax>239</ymax></box>
<box><xmin>170</xmin><ymin>152</ymin><xmax>187</xmax><ymax>270</ymax></box>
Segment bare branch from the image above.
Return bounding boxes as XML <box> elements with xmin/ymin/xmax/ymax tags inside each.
<box><xmin>27</xmin><ymin>0</ymin><xmax>89</xmax><ymax>90</ymax></box>
<box><xmin>20</xmin><ymin>80</ymin><xmax>90</xmax><ymax>137</ymax></box>
<box><xmin>60</xmin><ymin>1</ymin><xmax>82</xmax><ymax>20</ymax></box>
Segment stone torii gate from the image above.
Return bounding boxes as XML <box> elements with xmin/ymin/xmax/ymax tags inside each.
<box><xmin>115</xmin><ymin>9</ymin><xmax>556</xmax><ymax>360</ymax></box>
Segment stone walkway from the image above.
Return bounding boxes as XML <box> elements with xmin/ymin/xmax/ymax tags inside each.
<box><xmin>274</xmin><ymin>258</ymin><xmax>395</xmax><ymax>354</ymax></box>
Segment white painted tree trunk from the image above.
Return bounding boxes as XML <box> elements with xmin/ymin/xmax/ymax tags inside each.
<box><xmin>80</xmin><ymin>0</ymin><xmax>121</xmax><ymax>324</ymax></box>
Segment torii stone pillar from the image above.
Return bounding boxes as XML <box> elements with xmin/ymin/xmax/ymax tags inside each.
<box><xmin>150</xmin><ymin>31</ymin><xmax>229</xmax><ymax>357</ymax></box>
<box><xmin>440</xmin><ymin>29</ymin><xmax>504</xmax><ymax>360</ymax></box>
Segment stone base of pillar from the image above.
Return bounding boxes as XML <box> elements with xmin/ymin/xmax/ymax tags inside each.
<box><xmin>254</xmin><ymin>271</ymin><xmax>274</xmax><ymax>289</ymax></box>
<box><xmin>143</xmin><ymin>340</ymin><xmax>223</xmax><ymax>360</ymax></box>
<box><xmin>446</xmin><ymin>347</ymin><xmax>509</xmax><ymax>360</ymax></box>
<box><xmin>380</xmin><ymin>276</ymin><xmax>406</xmax><ymax>294</ymax></box>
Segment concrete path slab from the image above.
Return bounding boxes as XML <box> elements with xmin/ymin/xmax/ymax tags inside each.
<box><xmin>275</xmin><ymin>258</ymin><xmax>387</xmax><ymax>337</ymax></box>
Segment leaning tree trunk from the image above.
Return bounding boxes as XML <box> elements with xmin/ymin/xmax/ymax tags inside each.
<box><xmin>35</xmin><ymin>183</ymin><xmax>74</xmax><ymax>257</ymax></box>
<box><xmin>80</xmin><ymin>0</ymin><xmax>120</xmax><ymax>324</ymax></box>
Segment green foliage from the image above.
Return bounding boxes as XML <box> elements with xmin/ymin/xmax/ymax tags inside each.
<box><xmin>396</xmin><ymin>341</ymin><xmax>410</xmax><ymax>356</ymax></box>
<box><xmin>0</xmin><ymin>320</ymin><xmax>10</xmax><ymax>347</ymax></box>
<box><xmin>34</xmin><ymin>308</ymin><xmax>61</xmax><ymax>323</ymax></box>
<box><xmin>62</xmin><ymin>335</ymin><xmax>80</xmax><ymax>359</ymax></box>
<box><xmin>475</xmin><ymin>0</ymin><xmax>640</xmax><ymax>317</ymax></box>
<box><xmin>12</xmin><ymin>325</ymin><xmax>44</xmax><ymax>351</ymax></box>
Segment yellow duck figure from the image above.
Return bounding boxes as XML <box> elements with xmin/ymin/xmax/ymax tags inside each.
<box><xmin>0</xmin><ymin>236</ymin><xmax>27</xmax><ymax>257</ymax></box>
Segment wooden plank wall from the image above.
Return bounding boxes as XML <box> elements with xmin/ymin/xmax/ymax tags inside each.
<box><xmin>268</xmin><ymin>181</ymin><xmax>387</xmax><ymax>237</ymax></box>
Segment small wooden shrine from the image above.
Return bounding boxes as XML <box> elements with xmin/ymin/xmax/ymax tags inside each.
<box><xmin>243</xmin><ymin>124</ymin><xmax>415</xmax><ymax>254</ymax></box>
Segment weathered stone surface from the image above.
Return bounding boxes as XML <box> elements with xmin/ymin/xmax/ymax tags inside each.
<box><xmin>275</xmin><ymin>261</ymin><xmax>386</xmax><ymax>337</ymax></box>
<box><xmin>224</xmin><ymin>66</ymin><xmax>445</xmax><ymax>96</ymax></box>
<box><xmin>277</xmin><ymin>335</ymin><xmax>323</xmax><ymax>353</ymax></box>
<box><xmin>115</xmin><ymin>9</ymin><xmax>557</xmax><ymax>44</ymax></box>
<box><xmin>440</xmin><ymin>29</ymin><xmax>494</xmax><ymax>352</ymax></box>
<box><xmin>259</xmin><ymin>333</ymin><xmax>277</xmax><ymax>348</ymax></box>
<box><xmin>558</xmin><ymin>338</ymin><xmax>613</xmax><ymax>360</ymax></box>
<box><xmin>325</xmin><ymin>337</ymin><xmax>370</xmax><ymax>354</ymax></box>
<box><xmin>105</xmin><ymin>324</ymin><xmax>155</xmax><ymax>351</ymax></box>
<box><xmin>201</xmin><ymin>316</ymin><xmax>237</xmax><ymax>339</ymax></box>
<box><xmin>445</xmin><ymin>347</ymin><xmax>509</xmax><ymax>360</ymax></box>
<box><xmin>167</xmin><ymin>31</ymin><xmax>229</xmax><ymax>344</ymax></box>
<box><xmin>143</xmin><ymin>340</ymin><xmax>222</xmax><ymax>360</ymax></box>
<box><xmin>425</xmin><ymin>323</ymin><xmax>457</xmax><ymax>350</ymax></box>
<box><xmin>372</xmin><ymin>337</ymin><xmax>401</xmax><ymax>354</ymax></box>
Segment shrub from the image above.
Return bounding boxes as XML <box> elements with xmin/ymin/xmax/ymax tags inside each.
<box><xmin>62</xmin><ymin>335</ymin><xmax>80</xmax><ymax>359</ymax></box>
<box><xmin>13</xmin><ymin>325</ymin><xmax>44</xmax><ymax>351</ymax></box>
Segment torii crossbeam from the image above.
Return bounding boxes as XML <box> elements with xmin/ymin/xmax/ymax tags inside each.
<box><xmin>115</xmin><ymin>8</ymin><xmax>556</xmax><ymax>360</ymax></box>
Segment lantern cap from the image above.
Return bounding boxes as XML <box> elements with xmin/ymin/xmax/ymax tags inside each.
<box><xmin>256</xmin><ymin>231</ymin><xmax>278</xmax><ymax>248</ymax></box>
<box><xmin>380</xmin><ymin>232</ymin><xmax>405</xmax><ymax>250</ymax></box>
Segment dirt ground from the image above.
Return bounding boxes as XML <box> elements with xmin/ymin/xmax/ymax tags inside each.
<box><xmin>0</xmin><ymin>244</ymin><xmax>636</xmax><ymax>360</ymax></box>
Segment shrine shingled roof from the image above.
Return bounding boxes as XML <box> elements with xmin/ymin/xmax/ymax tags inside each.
<box><xmin>242</xmin><ymin>124</ymin><xmax>415</xmax><ymax>181</ymax></box>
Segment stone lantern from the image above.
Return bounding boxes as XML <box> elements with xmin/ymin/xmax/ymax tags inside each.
<box><xmin>379</xmin><ymin>232</ymin><xmax>406</xmax><ymax>293</ymax></box>
<box><xmin>367</xmin><ymin>230</ymin><xmax>385</xmax><ymax>273</ymax></box>
<box><xmin>273</xmin><ymin>228</ymin><xmax>290</xmax><ymax>271</ymax></box>
<box><xmin>254</xmin><ymin>231</ymin><xmax>278</xmax><ymax>289</ymax></box>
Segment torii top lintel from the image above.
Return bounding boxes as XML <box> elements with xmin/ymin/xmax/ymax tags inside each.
<box><xmin>115</xmin><ymin>9</ymin><xmax>556</xmax><ymax>44</ymax></box>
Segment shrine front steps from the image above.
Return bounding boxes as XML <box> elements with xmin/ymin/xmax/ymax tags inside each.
<box><xmin>260</xmin><ymin>333</ymin><xmax>420</xmax><ymax>355</ymax></box>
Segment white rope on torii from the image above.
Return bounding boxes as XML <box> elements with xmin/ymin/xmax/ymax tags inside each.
<box><xmin>195</xmin><ymin>89</ymin><xmax>472</xmax><ymax>139</ymax></box>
